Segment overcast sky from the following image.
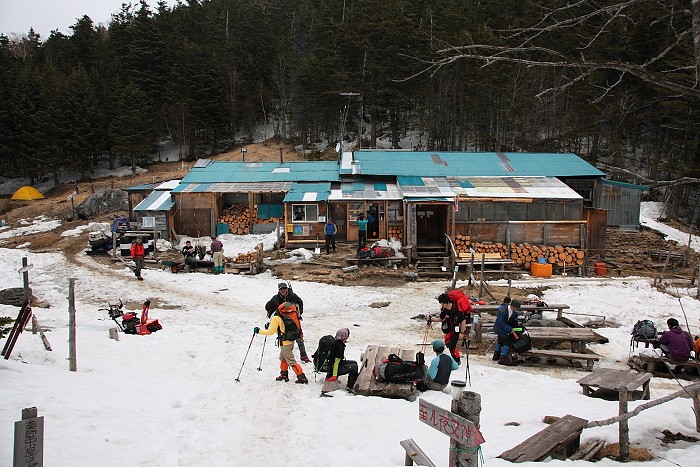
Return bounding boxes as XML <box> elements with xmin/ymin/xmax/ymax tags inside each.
<box><xmin>0</xmin><ymin>0</ymin><xmax>176</xmax><ymax>39</ymax></box>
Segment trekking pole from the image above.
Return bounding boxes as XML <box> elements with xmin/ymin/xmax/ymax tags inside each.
<box><xmin>257</xmin><ymin>336</ymin><xmax>267</xmax><ymax>371</ymax></box>
<box><xmin>234</xmin><ymin>332</ymin><xmax>256</xmax><ymax>383</ymax></box>
<box><xmin>463</xmin><ymin>338</ymin><xmax>471</xmax><ymax>386</ymax></box>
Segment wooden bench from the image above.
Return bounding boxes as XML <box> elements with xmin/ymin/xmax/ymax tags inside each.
<box><xmin>354</xmin><ymin>345</ymin><xmax>417</xmax><ymax>399</ymax></box>
<box><xmin>520</xmin><ymin>349</ymin><xmax>600</xmax><ymax>371</ymax></box>
<box><xmin>400</xmin><ymin>438</ymin><xmax>436</xmax><ymax>467</ymax></box>
<box><xmin>346</xmin><ymin>256</ymin><xmax>408</xmax><ymax>267</ymax></box>
<box><xmin>472</xmin><ymin>303</ymin><xmax>571</xmax><ymax>319</ymax></box>
<box><xmin>628</xmin><ymin>354</ymin><xmax>699</xmax><ymax>379</ymax></box>
<box><xmin>577</xmin><ymin>368</ymin><xmax>652</xmax><ymax>400</ymax></box>
<box><xmin>499</xmin><ymin>414</ymin><xmax>588</xmax><ymax>463</ymax></box>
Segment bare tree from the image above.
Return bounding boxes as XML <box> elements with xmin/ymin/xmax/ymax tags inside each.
<box><xmin>408</xmin><ymin>0</ymin><xmax>700</xmax><ymax>101</ymax></box>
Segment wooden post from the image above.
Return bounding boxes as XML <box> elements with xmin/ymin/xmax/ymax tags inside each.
<box><xmin>21</xmin><ymin>257</ymin><xmax>31</xmax><ymax>304</ymax></box>
<box><xmin>507</xmin><ymin>278</ymin><xmax>512</xmax><ymax>300</ymax></box>
<box><xmin>468</xmin><ymin>252</ymin><xmax>474</xmax><ymax>287</ymax></box>
<box><xmin>68</xmin><ymin>278</ymin><xmax>77</xmax><ymax>372</ymax></box>
<box><xmin>14</xmin><ymin>407</ymin><xmax>44</xmax><ymax>467</ymax></box>
<box><xmin>478</xmin><ymin>254</ymin><xmax>485</xmax><ymax>300</ymax></box>
<box><xmin>618</xmin><ymin>387</ymin><xmax>629</xmax><ymax>461</ymax></box>
<box><xmin>451</xmin><ymin>391</ymin><xmax>481</xmax><ymax>467</ymax></box>
<box><xmin>450</xmin><ymin>265</ymin><xmax>458</xmax><ymax>290</ymax></box>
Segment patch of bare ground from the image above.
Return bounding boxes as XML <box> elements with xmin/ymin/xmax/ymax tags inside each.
<box><xmin>593</xmin><ymin>443</ymin><xmax>654</xmax><ymax>462</ymax></box>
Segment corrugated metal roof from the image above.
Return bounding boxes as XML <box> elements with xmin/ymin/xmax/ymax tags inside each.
<box><xmin>599</xmin><ymin>179</ymin><xmax>649</xmax><ymax>191</ymax></box>
<box><xmin>454</xmin><ymin>176</ymin><xmax>582</xmax><ymax>199</ymax></box>
<box><xmin>343</xmin><ymin>151</ymin><xmax>604</xmax><ymax>177</ymax></box>
<box><xmin>398</xmin><ymin>177</ymin><xmax>455</xmax><ymax>199</ymax></box>
<box><xmin>328</xmin><ymin>181</ymin><xmax>402</xmax><ymax>201</ymax></box>
<box><xmin>172</xmin><ymin>181</ymin><xmax>292</xmax><ymax>193</ymax></box>
<box><xmin>181</xmin><ymin>161</ymin><xmax>340</xmax><ymax>184</ymax></box>
<box><xmin>283</xmin><ymin>182</ymin><xmax>331</xmax><ymax>202</ymax></box>
<box><xmin>133</xmin><ymin>191</ymin><xmax>175</xmax><ymax>211</ymax></box>
<box><xmin>123</xmin><ymin>183</ymin><xmax>159</xmax><ymax>192</ymax></box>
<box><xmin>155</xmin><ymin>179</ymin><xmax>181</xmax><ymax>190</ymax></box>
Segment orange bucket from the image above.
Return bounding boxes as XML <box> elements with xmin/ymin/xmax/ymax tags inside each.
<box><xmin>531</xmin><ymin>263</ymin><xmax>552</xmax><ymax>277</ymax></box>
<box><xmin>594</xmin><ymin>262</ymin><xmax>607</xmax><ymax>276</ymax></box>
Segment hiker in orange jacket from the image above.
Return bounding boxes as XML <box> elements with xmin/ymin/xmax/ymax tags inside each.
<box><xmin>130</xmin><ymin>237</ymin><xmax>145</xmax><ymax>280</ymax></box>
<box><xmin>255</xmin><ymin>302</ymin><xmax>308</xmax><ymax>384</ymax></box>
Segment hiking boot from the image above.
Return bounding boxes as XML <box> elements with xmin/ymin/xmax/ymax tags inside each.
<box><xmin>275</xmin><ymin>371</ymin><xmax>289</xmax><ymax>382</ymax></box>
<box><xmin>295</xmin><ymin>373</ymin><xmax>309</xmax><ymax>384</ymax></box>
<box><xmin>492</xmin><ymin>350</ymin><xmax>500</xmax><ymax>361</ymax></box>
<box><xmin>498</xmin><ymin>355</ymin><xmax>514</xmax><ymax>366</ymax></box>
<box><xmin>137</xmin><ymin>276</ymin><xmax>143</xmax><ymax>281</ymax></box>
<box><xmin>300</xmin><ymin>355</ymin><xmax>311</xmax><ymax>363</ymax></box>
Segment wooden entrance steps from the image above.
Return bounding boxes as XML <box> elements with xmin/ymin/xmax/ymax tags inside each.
<box><xmin>415</xmin><ymin>244</ymin><xmax>450</xmax><ymax>278</ymax></box>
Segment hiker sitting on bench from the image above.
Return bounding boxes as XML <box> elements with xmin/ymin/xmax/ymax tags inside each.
<box><xmin>326</xmin><ymin>328</ymin><xmax>359</xmax><ymax>392</ymax></box>
<box><xmin>493</xmin><ymin>298</ymin><xmax>522</xmax><ymax>366</ymax></box>
<box><xmin>417</xmin><ymin>340</ymin><xmax>458</xmax><ymax>392</ymax></box>
<box><xmin>658</xmin><ymin>318</ymin><xmax>694</xmax><ymax>361</ymax></box>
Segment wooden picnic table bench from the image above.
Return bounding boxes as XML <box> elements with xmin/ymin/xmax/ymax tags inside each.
<box><xmin>525</xmin><ymin>327</ymin><xmax>608</xmax><ymax>353</ymax></box>
<box><xmin>499</xmin><ymin>414</ymin><xmax>588</xmax><ymax>463</ymax></box>
<box><xmin>346</xmin><ymin>256</ymin><xmax>409</xmax><ymax>267</ymax></box>
<box><xmin>472</xmin><ymin>303</ymin><xmax>571</xmax><ymax>318</ymax></box>
<box><xmin>400</xmin><ymin>438</ymin><xmax>436</xmax><ymax>467</ymax></box>
<box><xmin>354</xmin><ymin>345</ymin><xmax>418</xmax><ymax>399</ymax></box>
<box><xmin>577</xmin><ymin>368</ymin><xmax>652</xmax><ymax>400</ymax></box>
<box><xmin>628</xmin><ymin>354</ymin><xmax>699</xmax><ymax>379</ymax></box>
<box><xmin>520</xmin><ymin>349</ymin><xmax>600</xmax><ymax>371</ymax></box>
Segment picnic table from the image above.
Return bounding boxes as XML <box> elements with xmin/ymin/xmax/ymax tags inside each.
<box><xmin>472</xmin><ymin>303</ymin><xmax>571</xmax><ymax>319</ymax></box>
<box><xmin>577</xmin><ymin>368</ymin><xmax>652</xmax><ymax>400</ymax></box>
<box><xmin>525</xmin><ymin>327</ymin><xmax>608</xmax><ymax>353</ymax></box>
<box><xmin>354</xmin><ymin>344</ymin><xmax>418</xmax><ymax>399</ymax></box>
<box><xmin>628</xmin><ymin>354</ymin><xmax>699</xmax><ymax>379</ymax></box>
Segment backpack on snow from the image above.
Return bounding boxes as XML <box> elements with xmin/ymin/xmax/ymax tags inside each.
<box><xmin>312</xmin><ymin>335</ymin><xmax>336</xmax><ymax>372</ymax></box>
<box><xmin>632</xmin><ymin>320</ymin><xmax>657</xmax><ymax>339</ymax></box>
<box><xmin>373</xmin><ymin>352</ymin><xmax>425</xmax><ymax>383</ymax></box>
<box><xmin>275</xmin><ymin>302</ymin><xmax>302</xmax><ymax>342</ymax></box>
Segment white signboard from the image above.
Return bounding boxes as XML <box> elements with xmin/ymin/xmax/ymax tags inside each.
<box><xmin>142</xmin><ymin>217</ymin><xmax>156</xmax><ymax>228</ymax></box>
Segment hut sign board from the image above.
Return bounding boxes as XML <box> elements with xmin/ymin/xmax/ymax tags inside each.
<box><xmin>418</xmin><ymin>398</ymin><xmax>485</xmax><ymax>448</ymax></box>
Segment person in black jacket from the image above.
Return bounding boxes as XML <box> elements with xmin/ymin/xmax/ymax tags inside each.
<box><xmin>325</xmin><ymin>328</ymin><xmax>359</xmax><ymax>392</ymax></box>
<box><xmin>265</xmin><ymin>282</ymin><xmax>309</xmax><ymax>362</ymax></box>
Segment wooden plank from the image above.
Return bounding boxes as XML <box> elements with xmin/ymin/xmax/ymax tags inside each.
<box><xmin>354</xmin><ymin>345</ymin><xmax>416</xmax><ymax>399</ymax></box>
<box><xmin>499</xmin><ymin>414</ymin><xmax>588</xmax><ymax>463</ymax></box>
<box><xmin>400</xmin><ymin>438</ymin><xmax>437</xmax><ymax>467</ymax></box>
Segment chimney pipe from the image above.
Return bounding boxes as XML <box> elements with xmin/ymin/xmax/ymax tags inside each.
<box><xmin>279</xmin><ymin>148</ymin><xmax>283</xmax><ymax>164</ymax></box>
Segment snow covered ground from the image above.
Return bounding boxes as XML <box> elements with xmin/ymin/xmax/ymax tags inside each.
<box><xmin>0</xmin><ymin>207</ymin><xmax>699</xmax><ymax>466</ymax></box>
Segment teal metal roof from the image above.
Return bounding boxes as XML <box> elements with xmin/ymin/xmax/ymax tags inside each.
<box><xmin>283</xmin><ymin>182</ymin><xmax>331</xmax><ymax>202</ymax></box>
<box><xmin>123</xmin><ymin>183</ymin><xmax>159</xmax><ymax>192</ymax></box>
<box><xmin>181</xmin><ymin>161</ymin><xmax>340</xmax><ymax>184</ymax></box>
<box><xmin>344</xmin><ymin>151</ymin><xmax>604</xmax><ymax>177</ymax></box>
<box><xmin>599</xmin><ymin>178</ymin><xmax>649</xmax><ymax>191</ymax></box>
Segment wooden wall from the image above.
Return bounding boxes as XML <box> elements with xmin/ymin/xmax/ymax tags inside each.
<box><xmin>174</xmin><ymin>193</ymin><xmax>216</xmax><ymax>237</ymax></box>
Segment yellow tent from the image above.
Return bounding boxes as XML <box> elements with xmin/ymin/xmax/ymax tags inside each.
<box><xmin>11</xmin><ymin>186</ymin><xmax>45</xmax><ymax>201</ymax></box>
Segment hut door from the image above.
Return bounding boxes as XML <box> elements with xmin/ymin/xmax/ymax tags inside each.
<box><xmin>416</xmin><ymin>204</ymin><xmax>447</xmax><ymax>244</ymax></box>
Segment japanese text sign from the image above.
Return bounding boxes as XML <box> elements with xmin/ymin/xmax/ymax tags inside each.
<box><xmin>418</xmin><ymin>398</ymin><xmax>485</xmax><ymax>448</ymax></box>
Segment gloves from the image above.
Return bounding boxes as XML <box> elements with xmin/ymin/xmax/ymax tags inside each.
<box><xmin>426</xmin><ymin>315</ymin><xmax>433</xmax><ymax>325</ymax></box>
<box><xmin>327</xmin><ymin>376</ymin><xmax>337</xmax><ymax>382</ymax></box>
<box><xmin>264</xmin><ymin>322</ymin><xmax>270</xmax><ymax>329</ymax></box>
<box><xmin>253</xmin><ymin>327</ymin><xmax>260</xmax><ymax>334</ymax></box>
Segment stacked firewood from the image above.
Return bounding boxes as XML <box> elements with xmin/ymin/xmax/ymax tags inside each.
<box><xmin>387</xmin><ymin>226</ymin><xmax>403</xmax><ymax>241</ymax></box>
<box><xmin>510</xmin><ymin>243</ymin><xmax>584</xmax><ymax>269</ymax></box>
<box><xmin>454</xmin><ymin>235</ymin><xmax>509</xmax><ymax>258</ymax></box>
<box><xmin>227</xmin><ymin>251</ymin><xmax>257</xmax><ymax>264</ymax></box>
<box><xmin>219</xmin><ymin>204</ymin><xmax>282</xmax><ymax>235</ymax></box>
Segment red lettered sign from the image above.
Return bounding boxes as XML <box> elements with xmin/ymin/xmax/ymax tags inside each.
<box><xmin>418</xmin><ymin>398</ymin><xmax>485</xmax><ymax>448</ymax></box>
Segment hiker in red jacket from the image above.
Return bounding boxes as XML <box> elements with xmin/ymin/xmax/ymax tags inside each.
<box><xmin>427</xmin><ymin>291</ymin><xmax>471</xmax><ymax>364</ymax></box>
<box><xmin>130</xmin><ymin>237</ymin><xmax>145</xmax><ymax>280</ymax></box>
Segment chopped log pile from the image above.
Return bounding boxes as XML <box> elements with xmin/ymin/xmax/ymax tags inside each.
<box><xmin>387</xmin><ymin>226</ymin><xmax>403</xmax><ymax>241</ymax></box>
<box><xmin>604</xmin><ymin>228</ymin><xmax>699</xmax><ymax>273</ymax></box>
<box><xmin>218</xmin><ymin>203</ymin><xmax>281</xmax><ymax>235</ymax></box>
<box><xmin>227</xmin><ymin>251</ymin><xmax>257</xmax><ymax>264</ymax></box>
<box><xmin>454</xmin><ymin>235</ymin><xmax>584</xmax><ymax>269</ymax></box>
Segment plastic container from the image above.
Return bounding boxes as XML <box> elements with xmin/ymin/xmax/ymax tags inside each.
<box><xmin>594</xmin><ymin>262</ymin><xmax>607</xmax><ymax>276</ymax></box>
<box><xmin>531</xmin><ymin>262</ymin><xmax>552</xmax><ymax>277</ymax></box>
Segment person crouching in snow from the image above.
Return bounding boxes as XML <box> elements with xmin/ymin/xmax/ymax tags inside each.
<box><xmin>326</xmin><ymin>328</ymin><xmax>359</xmax><ymax>392</ymax></box>
<box><xmin>417</xmin><ymin>340</ymin><xmax>458</xmax><ymax>392</ymax></box>
<box><xmin>254</xmin><ymin>302</ymin><xmax>308</xmax><ymax>384</ymax></box>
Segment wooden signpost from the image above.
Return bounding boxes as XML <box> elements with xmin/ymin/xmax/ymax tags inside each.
<box><xmin>13</xmin><ymin>407</ymin><xmax>44</xmax><ymax>467</ymax></box>
<box><xmin>418</xmin><ymin>396</ymin><xmax>484</xmax><ymax>467</ymax></box>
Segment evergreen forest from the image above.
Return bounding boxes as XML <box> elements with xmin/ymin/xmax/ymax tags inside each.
<box><xmin>1</xmin><ymin>0</ymin><xmax>698</xmax><ymax>225</ymax></box>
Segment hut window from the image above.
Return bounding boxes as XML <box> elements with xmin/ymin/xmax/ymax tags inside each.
<box><xmin>349</xmin><ymin>202</ymin><xmax>365</xmax><ymax>220</ymax></box>
<box><xmin>564</xmin><ymin>201</ymin><xmax>583</xmax><ymax>220</ymax></box>
<box><xmin>545</xmin><ymin>202</ymin><xmax>565</xmax><ymax>221</ymax></box>
<box><xmin>528</xmin><ymin>202</ymin><xmax>546</xmax><ymax>220</ymax></box>
<box><xmin>508</xmin><ymin>203</ymin><xmax>527</xmax><ymax>220</ymax></box>
<box><xmin>292</xmin><ymin>204</ymin><xmax>319</xmax><ymax>222</ymax></box>
<box><xmin>387</xmin><ymin>201</ymin><xmax>403</xmax><ymax>221</ymax></box>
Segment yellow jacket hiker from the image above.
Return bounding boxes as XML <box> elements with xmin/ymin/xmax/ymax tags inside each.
<box><xmin>255</xmin><ymin>302</ymin><xmax>308</xmax><ymax>383</ymax></box>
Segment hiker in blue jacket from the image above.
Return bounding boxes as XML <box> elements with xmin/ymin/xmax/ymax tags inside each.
<box><xmin>324</xmin><ymin>218</ymin><xmax>337</xmax><ymax>254</ymax></box>
<box><xmin>493</xmin><ymin>298</ymin><xmax>522</xmax><ymax>366</ymax></box>
<box><xmin>417</xmin><ymin>340</ymin><xmax>458</xmax><ymax>391</ymax></box>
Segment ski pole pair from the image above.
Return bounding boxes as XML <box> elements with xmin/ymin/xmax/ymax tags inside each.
<box><xmin>234</xmin><ymin>333</ymin><xmax>268</xmax><ymax>382</ymax></box>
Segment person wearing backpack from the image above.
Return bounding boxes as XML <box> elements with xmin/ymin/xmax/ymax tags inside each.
<box><xmin>325</xmin><ymin>328</ymin><xmax>359</xmax><ymax>392</ymax></box>
<box><xmin>493</xmin><ymin>298</ymin><xmax>523</xmax><ymax>366</ymax></box>
<box><xmin>254</xmin><ymin>302</ymin><xmax>308</xmax><ymax>384</ymax></box>
<box><xmin>265</xmin><ymin>282</ymin><xmax>310</xmax><ymax>363</ymax></box>
<box><xmin>658</xmin><ymin>318</ymin><xmax>694</xmax><ymax>361</ymax></box>
<box><xmin>427</xmin><ymin>292</ymin><xmax>470</xmax><ymax>365</ymax></box>
<box><xmin>416</xmin><ymin>340</ymin><xmax>458</xmax><ymax>392</ymax></box>
<box><xmin>324</xmin><ymin>219</ymin><xmax>337</xmax><ymax>254</ymax></box>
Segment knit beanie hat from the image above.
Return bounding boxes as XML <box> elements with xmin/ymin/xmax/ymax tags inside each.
<box><xmin>335</xmin><ymin>328</ymin><xmax>350</xmax><ymax>342</ymax></box>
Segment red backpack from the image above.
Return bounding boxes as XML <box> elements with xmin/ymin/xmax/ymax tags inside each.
<box><xmin>447</xmin><ymin>289</ymin><xmax>473</xmax><ymax>315</ymax></box>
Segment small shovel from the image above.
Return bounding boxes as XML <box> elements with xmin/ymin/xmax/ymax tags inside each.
<box><xmin>314</xmin><ymin>234</ymin><xmax>321</xmax><ymax>255</ymax></box>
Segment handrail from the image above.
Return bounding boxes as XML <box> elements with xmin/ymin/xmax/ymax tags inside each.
<box><xmin>444</xmin><ymin>233</ymin><xmax>457</xmax><ymax>271</ymax></box>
